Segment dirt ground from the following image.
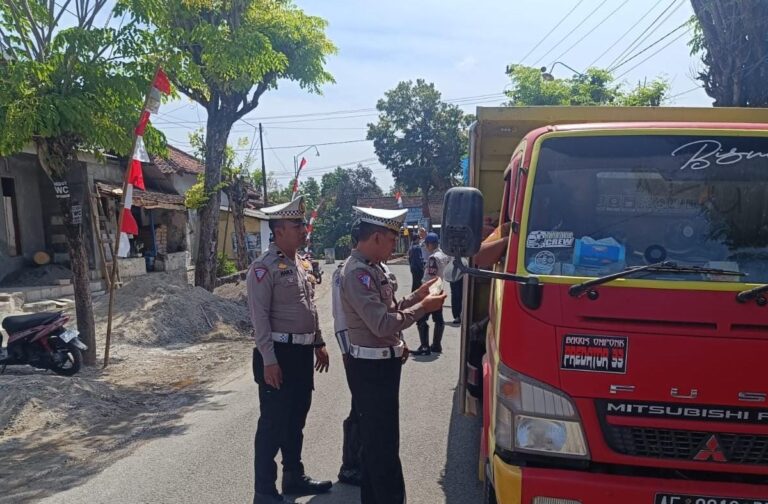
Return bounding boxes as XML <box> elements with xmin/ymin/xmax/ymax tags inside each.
<box><xmin>0</xmin><ymin>273</ymin><xmax>263</xmax><ymax>503</ymax></box>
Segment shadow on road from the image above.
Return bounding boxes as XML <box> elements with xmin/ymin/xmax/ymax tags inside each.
<box><xmin>439</xmin><ymin>383</ymin><xmax>483</xmax><ymax>504</ymax></box>
<box><xmin>0</xmin><ymin>375</ymin><xmax>234</xmax><ymax>504</ymax></box>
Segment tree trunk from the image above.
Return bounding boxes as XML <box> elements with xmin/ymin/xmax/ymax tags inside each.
<box><xmin>194</xmin><ymin>112</ymin><xmax>231</xmax><ymax>291</ymax></box>
<box><xmin>230</xmin><ymin>177</ymin><xmax>249</xmax><ymax>271</ymax></box>
<box><xmin>35</xmin><ymin>138</ymin><xmax>96</xmax><ymax>365</ymax></box>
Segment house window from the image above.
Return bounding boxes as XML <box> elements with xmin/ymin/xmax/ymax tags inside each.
<box><xmin>2</xmin><ymin>177</ymin><xmax>21</xmax><ymax>256</ymax></box>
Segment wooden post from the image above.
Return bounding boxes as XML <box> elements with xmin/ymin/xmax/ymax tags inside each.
<box><xmin>103</xmin><ymin>64</ymin><xmax>160</xmax><ymax>368</ymax></box>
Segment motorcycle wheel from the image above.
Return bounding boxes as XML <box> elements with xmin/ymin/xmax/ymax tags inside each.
<box><xmin>49</xmin><ymin>344</ymin><xmax>83</xmax><ymax>376</ymax></box>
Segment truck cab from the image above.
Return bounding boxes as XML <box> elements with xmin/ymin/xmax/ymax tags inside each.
<box><xmin>448</xmin><ymin>107</ymin><xmax>768</xmax><ymax>504</ymax></box>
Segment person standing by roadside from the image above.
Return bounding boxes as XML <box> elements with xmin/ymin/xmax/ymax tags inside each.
<box><xmin>341</xmin><ymin>207</ymin><xmax>446</xmax><ymax>504</ymax></box>
<box><xmin>407</xmin><ymin>228</ymin><xmax>426</xmax><ymax>291</ymax></box>
<box><xmin>449</xmin><ymin>277</ymin><xmax>463</xmax><ymax>325</ymax></box>
<box><xmin>414</xmin><ymin>233</ymin><xmax>451</xmax><ymax>355</ymax></box>
<box><xmin>247</xmin><ymin>195</ymin><xmax>332</xmax><ymax>504</ymax></box>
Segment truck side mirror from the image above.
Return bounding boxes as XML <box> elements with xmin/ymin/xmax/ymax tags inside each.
<box><xmin>442</xmin><ymin>187</ymin><xmax>483</xmax><ymax>258</ymax></box>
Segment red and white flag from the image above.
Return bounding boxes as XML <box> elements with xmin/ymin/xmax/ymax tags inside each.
<box><xmin>395</xmin><ymin>191</ymin><xmax>403</xmax><ymax>208</ymax></box>
<box><xmin>118</xmin><ymin>67</ymin><xmax>171</xmax><ymax>257</ymax></box>
<box><xmin>292</xmin><ymin>157</ymin><xmax>308</xmax><ymax>199</ymax></box>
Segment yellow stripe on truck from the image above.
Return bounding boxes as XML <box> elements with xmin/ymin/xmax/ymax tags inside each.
<box><xmin>493</xmin><ymin>455</ymin><xmax>522</xmax><ymax>504</ymax></box>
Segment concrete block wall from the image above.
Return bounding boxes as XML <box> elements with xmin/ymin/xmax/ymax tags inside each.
<box><xmin>118</xmin><ymin>257</ymin><xmax>147</xmax><ymax>279</ymax></box>
<box><xmin>156</xmin><ymin>251</ymin><xmax>189</xmax><ymax>272</ymax></box>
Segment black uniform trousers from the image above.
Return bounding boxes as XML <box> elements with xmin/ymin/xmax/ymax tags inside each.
<box><xmin>347</xmin><ymin>356</ymin><xmax>405</xmax><ymax>504</ymax></box>
<box><xmin>341</xmin><ymin>355</ymin><xmax>362</xmax><ymax>471</ymax></box>
<box><xmin>450</xmin><ymin>278</ymin><xmax>463</xmax><ymax>320</ymax></box>
<box><xmin>252</xmin><ymin>343</ymin><xmax>314</xmax><ymax>496</ymax></box>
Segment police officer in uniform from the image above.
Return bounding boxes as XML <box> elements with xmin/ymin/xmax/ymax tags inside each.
<box><xmin>340</xmin><ymin>207</ymin><xmax>446</xmax><ymax>504</ymax></box>
<box><xmin>247</xmin><ymin>195</ymin><xmax>332</xmax><ymax>504</ymax></box>
<box><xmin>332</xmin><ymin>228</ymin><xmax>400</xmax><ymax>486</ymax></box>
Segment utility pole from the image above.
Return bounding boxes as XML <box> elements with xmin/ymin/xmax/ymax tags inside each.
<box><xmin>259</xmin><ymin>122</ymin><xmax>267</xmax><ymax>206</ymax></box>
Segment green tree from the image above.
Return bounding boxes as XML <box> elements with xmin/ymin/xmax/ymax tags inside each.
<box><xmin>504</xmin><ymin>65</ymin><xmax>669</xmax><ymax>106</ymax></box>
<box><xmin>689</xmin><ymin>1</ymin><xmax>768</xmax><ymax>106</ymax></box>
<box><xmin>124</xmin><ymin>0</ymin><xmax>336</xmax><ymax>290</ymax></box>
<box><xmin>0</xmin><ymin>1</ymin><xmax>163</xmax><ymax>365</ymax></box>
<box><xmin>367</xmin><ymin>80</ymin><xmax>468</xmax><ymax>222</ymax></box>
<box><xmin>187</xmin><ymin>131</ymin><xmax>255</xmax><ymax>271</ymax></box>
<box><xmin>311</xmin><ymin>165</ymin><xmax>382</xmax><ymax>254</ymax></box>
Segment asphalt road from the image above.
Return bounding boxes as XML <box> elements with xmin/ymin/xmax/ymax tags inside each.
<box><xmin>40</xmin><ymin>264</ymin><xmax>483</xmax><ymax>504</ymax></box>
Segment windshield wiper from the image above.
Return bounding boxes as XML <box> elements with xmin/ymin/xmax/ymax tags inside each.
<box><xmin>568</xmin><ymin>261</ymin><xmax>745</xmax><ymax>297</ymax></box>
<box><xmin>736</xmin><ymin>284</ymin><xmax>768</xmax><ymax>303</ymax></box>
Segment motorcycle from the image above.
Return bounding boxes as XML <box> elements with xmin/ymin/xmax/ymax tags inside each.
<box><xmin>311</xmin><ymin>258</ymin><xmax>323</xmax><ymax>285</ymax></box>
<box><xmin>0</xmin><ymin>311</ymin><xmax>87</xmax><ymax>376</ymax></box>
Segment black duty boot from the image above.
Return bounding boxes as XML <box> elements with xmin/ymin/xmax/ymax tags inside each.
<box><xmin>338</xmin><ymin>466</ymin><xmax>362</xmax><ymax>486</ymax></box>
<box><xmin>414</xmin><ymin>323</ymin><xmax>431</xmax><ymax>355</ymax></box>
<box><xmin>281</xmin><ymin>472</ymin><xmax>332</xmax><ymax>496</ymax></box>
<box><xmin>430</xmin><ymin>323</ymin><xmax>444</xmax><ymax>353</ymax></box>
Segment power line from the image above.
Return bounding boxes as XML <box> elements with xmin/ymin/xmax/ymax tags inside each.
<box><xmin>607</xmin><ymin>0</ymin><xmax>683</xmax><ymax>71</ymax></box>
<box><xmin>519</xmin><ymin>0</ymin><xmax>585</xmax><ymax>64</ymax></box>
<box><xmin>231</xmin><ymin>138</ymin><xmax>371</xmax><ymax>152</ymax></box>
<box><xmin>609</xmin><ymin>20</ymin><xmax>689</xmax><ymax>72</ymax></box>
<box><xmin>552</xmin><ymin>0</ymin><xmax>631</xmax><ymax>64</ymax></box>
<box><xmin>613</xmin><ymin>27</ymin><xmax>692</xmax><ymax>81</ymax></box>
<box><xmin>261</xmin><ymin>130</ymin><xmax>290</xmax><ymax>174</ymax></box>
<box><xmin>666</xmin><ymin>85</ymin><xmax>703</xmax><ymax>101</ymax></box>
<box><xmin>584</xmin><ymin>0</ymin><xmax>666</xmax><ymax>70</ymax></box>
<box><xmin>532</xmin><ymin>0</ymin><xmax>609</xmax><ymax>67</ymax></box>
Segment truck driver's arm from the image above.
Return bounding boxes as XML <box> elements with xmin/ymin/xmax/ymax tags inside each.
<box><xmin>473</xmin><ymin>223</ymin><xmax>511</xmax><ymax>268</ymax></box>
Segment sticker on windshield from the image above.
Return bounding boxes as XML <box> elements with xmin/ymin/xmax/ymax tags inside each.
<box><xmin>561</xmin><ymin>335</ymin><xmax>627</xmax><ymax>374</ymax></box>
<box><xmin>528</xmin><ymin>251</ymin><xmax>556</xmax><ymax>274</ymax></box>
<box><xmin>526</xmin><ymin>230</ymin><xmax>574</xmax><ymax>249</ymax></box>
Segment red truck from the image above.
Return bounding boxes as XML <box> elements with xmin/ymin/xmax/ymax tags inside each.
<box><xmin>442</xmin><ymin>106</ymin><xmax>768</xmax><ymax>504</ymax></box>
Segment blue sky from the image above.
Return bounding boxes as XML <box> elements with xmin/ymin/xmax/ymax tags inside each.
<box><xmin>152</xmin><ymin>0</ymin><xmax>708</xmax><ymax>191</ymax></box>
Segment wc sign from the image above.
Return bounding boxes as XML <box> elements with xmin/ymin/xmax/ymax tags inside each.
<box><xmin>54</xmin><ymin>181</ymin><xmax>70</xmax><ymax>199</ymax></box>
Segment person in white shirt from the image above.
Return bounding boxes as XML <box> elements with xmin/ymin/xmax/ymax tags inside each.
<box><xmin>413</xmin><ymin>233</ymin><xmax>451</xmax><ymax>355</ymax></box>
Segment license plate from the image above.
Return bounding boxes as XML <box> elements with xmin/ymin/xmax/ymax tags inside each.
<box><xmin>58</xmin><ymin>329</ymin><xmax>79</xmax><ymax>343</ymax></box>
<box><xmin>655</xmin><ymin>494</ymin><xmax>768</xmax><ymax>504</ymax></box>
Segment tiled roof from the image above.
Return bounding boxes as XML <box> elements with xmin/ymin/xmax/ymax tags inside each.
<box><xmin>95</xmin><ymin>182</ymin><xmax>186</xmax><ymax>211</ymax></box>
<box><xmin>150</xmin><ymin>145</ymin><xmax>204</xmax><ymax>175</ymax></box>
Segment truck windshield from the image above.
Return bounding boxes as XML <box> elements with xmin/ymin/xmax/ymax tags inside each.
<box><xmin>523</xmin><ymin>133</ymin><xmax>768</xmax><ymax>283</ymax></box>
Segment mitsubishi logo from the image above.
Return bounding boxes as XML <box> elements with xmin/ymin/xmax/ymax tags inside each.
<box><xmin>693</xmin><ymin>435</ymin><xmax>727</xmax><ymax>462</ymax></box>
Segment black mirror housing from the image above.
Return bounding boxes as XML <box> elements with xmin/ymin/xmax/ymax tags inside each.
<box><xmin>441</xmin><ymin>187</ymin><xmax>484</xmax><ymax>258</ymax></box>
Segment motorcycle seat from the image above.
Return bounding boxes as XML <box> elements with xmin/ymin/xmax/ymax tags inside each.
<box><xmin>2</xmin><ymin>312</ymin><xmax>62</xmax><ymax>333</ymax></box>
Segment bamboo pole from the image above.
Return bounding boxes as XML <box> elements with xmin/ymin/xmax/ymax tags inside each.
<box><xmin>103</xmin><ymin>64</ymin><xmax>161</xmax><ymax>368</ymax></box>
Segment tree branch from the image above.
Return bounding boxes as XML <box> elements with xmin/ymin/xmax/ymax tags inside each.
<box><xmin>175</xmin><ymin>82</ymin><xmax>210</xmax><ymax>108</ymax></box>
<box><xmin>233</xmin><ymin>73</ymin><xmax>276</xmax><ymax>121</ymax></box>
<box><xmin>19</xmin><ymin>0</ymin><xmax>47</xmax><ymax>57</ymax></box>
<box><xmin>6</xmin><ymin>1</ymin><xmax>38</xmax><ymax>60</ymax></box>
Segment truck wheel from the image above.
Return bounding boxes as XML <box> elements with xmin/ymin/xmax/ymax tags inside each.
<box><xmin>483</xmin><ymin>473</ymin><xmax>497</xmax><ymax>504</ymax></box>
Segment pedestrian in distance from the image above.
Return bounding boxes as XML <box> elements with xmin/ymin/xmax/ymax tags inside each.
<box><xmin>413</xmin><ymin>232</ymin><xmax>451</xmax><ymax>355</ymax></box>
<box><xmin>246</xmin><ymin>195</ymin><xmax>332</xmax><ymax>504</ymax></box>
<box><xmin>340</xmin><ymin>207</ymin><xmax>446</xmax><ymax>504</ymax></box>
<box><xmin>407</xmin><ymin>230</ymin><xmax>426</xmax><ymax>291</ymax></box>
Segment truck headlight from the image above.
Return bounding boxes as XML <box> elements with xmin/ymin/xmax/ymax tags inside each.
<box><xmin>495</xmin><ymin>363</ymin><xmax>589</xmax><ymax>458</ymax></box>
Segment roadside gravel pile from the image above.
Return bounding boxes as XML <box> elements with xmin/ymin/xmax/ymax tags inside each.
<box><xmin>93</xmin><ymin>273</ymin><xmax>251</xmax><ymax>346</ymax></box>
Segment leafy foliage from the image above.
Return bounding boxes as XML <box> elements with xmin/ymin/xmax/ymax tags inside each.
<box><xmin>309</xmin><ymin>165</ymin><xmax>382</xmax><ymax>253</ymax></box>
<box><xmin>120</xmin><ymin>0</ymin><xmax>337</xmax><ymax>289</ymax></box>
<box><xmin>503</xmin><ymin>65</ymin><xmax>669</xmax><ymax>107</ymax></box>
<box><xmin>216</xmin><ymin>252</ymin><xmax>237</xmax><ymax>277</ymax></box>
<box><xmin>367</xmin><ymin>79</ymin><xmax>469</xmax><ymax>214</ymax></box>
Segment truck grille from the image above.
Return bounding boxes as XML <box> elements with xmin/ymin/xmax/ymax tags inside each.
<box><xmin>603</xmin><ymin>425</ymin><xmax>768</xmax><ymax>465</ymax></box>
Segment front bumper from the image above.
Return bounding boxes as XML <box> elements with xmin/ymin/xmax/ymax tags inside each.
<box><xmin>492</xmin><ymin>455</ymin><xmax>768</xmax><ymax>504</ymax></box>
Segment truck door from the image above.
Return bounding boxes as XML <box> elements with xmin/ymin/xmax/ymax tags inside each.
<box><xmin>458</xmin><ymin>144</ymin><xmax>524</xmax><ymax>416</ymax></box>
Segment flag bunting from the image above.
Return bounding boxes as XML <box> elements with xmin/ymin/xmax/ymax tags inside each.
<box><xmin>118</xmin><ymin>66</ymin><xmax>172</xmax><ymax>257</ymax></box>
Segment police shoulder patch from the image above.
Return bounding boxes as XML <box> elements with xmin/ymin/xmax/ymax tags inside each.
<box><xmin>253</xmin><ymin>267</ymin><xmax>268</xmax><ymax>282</ymax></box>
<box><xmin>357</xmin><ymin>271</ymin><xmax>373</xmax><ymax>290</ymax></box>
